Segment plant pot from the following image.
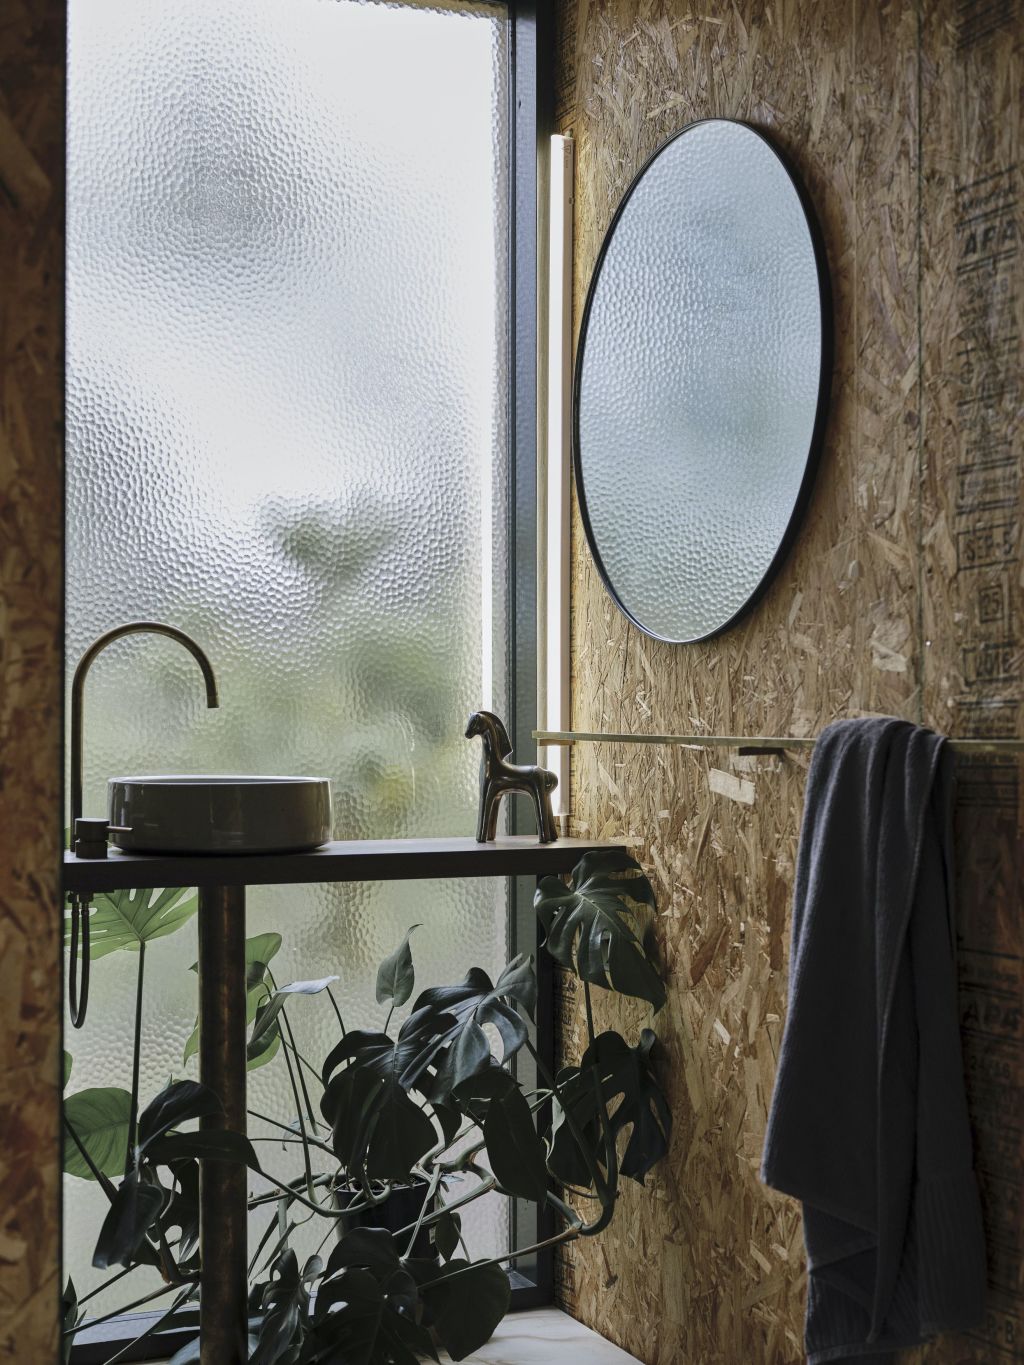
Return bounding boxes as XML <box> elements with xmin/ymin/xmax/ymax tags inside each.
<box><xmin>333</xmin><ymin>1179</ymin><xmax>438</xmax><ymax>1261</ymax></box>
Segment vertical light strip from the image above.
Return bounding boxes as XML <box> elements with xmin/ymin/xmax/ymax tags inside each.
<box><xmin>481</xmin><ymin>395</ymin><xmax>493</xmax><ymax>712</ymax></box>
<box><xmin>544</xmin><ymin>134</ymin><xmax>574</xmax><ymax>819</ymax></box>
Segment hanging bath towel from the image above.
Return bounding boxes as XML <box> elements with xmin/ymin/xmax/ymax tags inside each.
<box><xmin>761</xmin><ymin>717</ymin><xmax>986</xmax><ymax>1362</ymax></box>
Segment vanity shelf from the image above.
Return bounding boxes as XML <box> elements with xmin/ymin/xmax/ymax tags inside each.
<box><xmin>62</xmin><ymin>834</ymin><xmax>616</xmax><ymax>1365</ymax></box>
<box><xmin>62</xmin><ymin>834</ymin><xmax>612</xmax><ymax>893</ymax></box>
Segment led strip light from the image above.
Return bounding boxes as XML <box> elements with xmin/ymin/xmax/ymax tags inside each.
<box><xmin>541</xmin><ymin>134</ymin><xmax>574</xmax><ymax>821</ymax></box>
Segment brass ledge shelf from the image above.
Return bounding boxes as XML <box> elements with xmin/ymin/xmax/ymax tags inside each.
<box><xmin>534</xmin><ymin>729</ymin><xmax>1024</xmax><ymax>756</ymax></box>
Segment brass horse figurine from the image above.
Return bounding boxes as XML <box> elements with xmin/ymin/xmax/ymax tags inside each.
<box><xmin>465</xmin><ymin>710</ymin><xmax>559</xmax><ymax>844</ymax></box>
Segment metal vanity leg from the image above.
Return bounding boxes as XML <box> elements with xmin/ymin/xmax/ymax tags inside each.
<box><xmin>198</xmin><ymin>885</ymin><xmax>248</xmax><ymax>1365</ymax></box>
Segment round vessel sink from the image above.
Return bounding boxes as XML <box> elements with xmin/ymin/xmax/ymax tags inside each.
<box><xmin>107</xmin><ymin>775</ymin><xmax>333</xmax><ymax>854</ymax></box>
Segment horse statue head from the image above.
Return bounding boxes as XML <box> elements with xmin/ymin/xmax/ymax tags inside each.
<box><xmin>465</xmin><ymin>709</ymin><xmax>514</xmax><ymax>759</ymax></box>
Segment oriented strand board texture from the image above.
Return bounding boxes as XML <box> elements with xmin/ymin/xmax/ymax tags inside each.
<box><xmin>0</xmin><ymin>2</ymin><xmax>64</xmax><ymax>1360</ymax></box>
<box><xmin>917</xmin><ymin>2</ymin><xmax>1024</xmax><ymax>1359</ymax></box>
<box><xmin>556</xmin><ymin>2</ymin><xmax>1023</xmax><ymax>1363</ymax></box>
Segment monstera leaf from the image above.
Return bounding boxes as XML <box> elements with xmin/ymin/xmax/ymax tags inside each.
<box><xmin>452</xmin><ymin>1067</ymin><xmax>548</xmax><ymax>1204</ymax></box>
<box><xmin>432</xmin><ymin>1208</ymin><xmax>461</xmax><ymax>1262</ymax></box>
<box><xmin>158</xmin><ymin>1156</ymin><xmax>201</xmax><ymax>1262</ymax></box>
<box><xmin>92</xmin><ymin>1170</ymin><xmax>164</xmax><ymax>1270</ymax></box>
<box><xmin>91</xmin><ymin>1081</ymin><xmax>259</xmax><ymax>1272</ymax></box>
<box><xmin>64</xmin><ymin>886</ymin><xmax>197</xmax><ymax>958</ymax></box>
<box><xmin>321</xmin><ymin>1022</ymin><xmax>444</xmax><ymax>1181</ymax></box>
<box><xmin>313</xmin><ymin>1230</ymin><xmax>435</xmax><ymax>1365</ymax></box>
<box><xmin>62</xmin><ymin>1278</ymin><xmax>79</xmax><ymax>1365</ymax></box>
<box><xmin>376</xmin><ymin>925</ymin><xmax>420</xmax><ymax>1008</ymax></box>
<box><xmin>420</xmin><ymin>1258</ymin><xmax>511</xmax><ymax>1362</ymax></box>
<box><xmin>250</xmin><ymin>1248</ymin><xmax>321</xmax><ymax>1365</ymax></box>
<box><xmin>534</xmin><ymin>849</ymin><xmax>665</xmax><ymax>1010</ymax></box>
<box><xmin>63</xmin><ymin>1087</ymin><xmax>131</xmax><ymax>1180</ymax></box>
<box><xmin>236</xmin><ymin>932</ymin><xmax>283</xmax><ymax>972</ymax></box>
<box><xmin>324</xmin><ymin>1226</ymin><xmax>405</xmax><ymax>1281</ymax></box>
<box><xmin>413</xmin><ymin>955</ymin><xmax>538</xmax><ymax>1101</ymax></box>
<box><xmin>137</xmin><ymin>1080</ymin><xmax>219</xmax><ymax>1146</ymax></box>
<box><xmin>247</xmin><ymin>975</ymin><xmax>340</xmax><ymax>1057</ymax></box>
<box><xmin>547</xmin><ymin>1029</ymin><xmax>671</xmax><ymax>1187</ymax></box>
<box><xmin>184</xmin><ymin>933</ymin><xmax>284</xmax><ymax>1071</ymax></box>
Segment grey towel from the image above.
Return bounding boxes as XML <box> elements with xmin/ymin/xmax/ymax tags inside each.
<box><xmin>761</xmin><ymin>718</ymin><xmax>986</xmax><ymax>1362</ymax></box>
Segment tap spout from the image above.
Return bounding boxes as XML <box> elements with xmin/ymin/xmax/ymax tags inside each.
<box><xmin>69</xmin><ymin>621</ymin><xmax>220</xmax><ymax>845</ymax></box>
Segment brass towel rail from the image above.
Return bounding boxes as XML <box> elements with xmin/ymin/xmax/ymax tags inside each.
<box><xmin>534</xmin><ymin>729</ymin><xmax>1024</xmax><ymax>757</ymax></box>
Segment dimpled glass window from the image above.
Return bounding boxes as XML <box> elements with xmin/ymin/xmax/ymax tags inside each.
<box><xmin>65</xmin><ymin>0</ymin><xmax>511</xmax><ymax>1317</ymax></box>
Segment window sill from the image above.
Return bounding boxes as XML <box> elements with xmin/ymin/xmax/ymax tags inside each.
<box><xmin>134</xmin><ymin>1308</ymin><xmax>641</xmax><ymax>1364</ymax></box>
<box><xmin>438</xmin><ymin>1308</ymin><xmax>642</xmax><ymax>1363</ymax></box>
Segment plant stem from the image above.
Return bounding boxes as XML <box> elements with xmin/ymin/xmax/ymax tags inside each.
<box><xmin>402</xmin><ymin>1159</ymin><xmax>585</xmax><ymax>1246</ymax></box>
<box><xmin>402</xmin><ymin>1164</ymin><xmax>442</xmax><ymax>1259</ymax></box>
<box><xmin>63</xmin><ymin>1115</ymin><xmax>118</xmax><ymax>1201</ymax></box>
<box><xmin>314</xmin><ymin>1219</ymin><xmax>339</xmax><ymax>1260</ymax></box>
<box><xmin>523</xmin><ymin>1035</ymin><xmax>611</xmax><ymax>1215</ymax></box>
<box><xmin>126</xmin><ymin>940</ymin><xmax>146</xmax><ymax>1172</ymax></box>
<box><xmin>422</xmin><ymin>1204</ymin><xmax>584</xmax><ymax>1291</ymax></box>
<box><xmin>280</xmin><ymin>1036</ymin><xmax>325</xmax><ymax>1091</ymax></box>
<box><xmin>583</xmin><ymin>971</ymin><xmax>597</xmax><ymax>1043</ymax></box>
<box><xmin>272</xmin><ymin>1037</ymin><xmax>319</xmax><ymax>1203</ymax></box>
<box><xmin>100</xmin><ymin>1286</ymin><xmax>198</xmax><ymax>1365</ymax></box>
<box><xmin>326</xmin><ymin>984</ymin><xmax>347</xmax><ymax>1038</ymax></box>
<box><xmin>247</xmin><ymin>1169</ymin><xmax>361</xmax><ymax>1218</ymax></box>
<box><xmin>418</xmin><ymin>1118</ymin><xmax>478</xmax><ymax>1166</ymax></box>
<box><xmin>76</xmin><ymin>1264</ymin><xmax>135</xmax><ymax>1307</ymax></box>
<box><xmin>268</xmin><ymin>969</ymin><xmax>320</xmax><ymax>1131</ymax></box>
<box><xmin>156</xmin><ymin>1223</ymin><xmax>193</xmax><ymax>1287</ymax></box>
<box><xmin>249</xmin><ymin>1205</ymin><xmax>287</xmax><ymax>1275</ymax></box>
<box><xmin>394</xmin><ymin>1166</ymin><xmax>494</xmax><ymax>1235</ymax></box>
<box><xmin>252</xmin><ymin>1217</ymin><xmax>300</xmax><ymax>1278</ymax></box>
<box><xmin>247</xmin><ymin>1171</ymin><xmax>332</xmax><ymax>1210</ymax></box>
<box><xmin>280</xmin><ymin>1009</ymin><xmax>320</xmax><ymax>1131</ymax></box>
<box><xmin>62</xmin><ymin>1281</ymin><xmax>180</xmax><ymax>1336</ymax></box>
<box><xmin>247</xmin><ymin>1108</ymin><xmax>335</xmax><ymax>1158</ymax></box>
<box><xmin>544</xmin><ymin>1189</ymin><xmax>586</xmax><ymax>1226</ymax></box>
<box><xmin>249</xmin><ymin>1135</ymin><xmax>320</xmax><ymax>1146</ymax></box>
<box><xmin>580</xmin><ymin>978</ymin><xmax>618</xmax><ymax>1237</ymax></box>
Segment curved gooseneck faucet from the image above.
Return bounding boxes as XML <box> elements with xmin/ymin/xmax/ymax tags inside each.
<box><xmin>70</xmin><ymin>621</ymin><xmax>220</xmax><ymax>840</ymax></box>
<box><xmin>67</xmin><ymin>622</ymin><xmax>219</xmax><ymax>1026</ymax></box>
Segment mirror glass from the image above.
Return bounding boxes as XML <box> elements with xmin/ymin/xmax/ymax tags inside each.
<box><xmin>574</xmin><ymin>119</ymin><xmax>829</xmax><ymax>643</ymax></box>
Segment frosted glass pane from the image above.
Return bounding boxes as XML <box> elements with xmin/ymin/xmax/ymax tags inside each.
<box><xmin>65</xmin><ymin>0</ymin><xmax>510</xmax><ymax>1317</ymax></box>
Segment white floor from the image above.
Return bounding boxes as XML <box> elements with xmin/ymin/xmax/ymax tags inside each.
<box><xmin>139</xmin><ymin>1307</ymin><xmax>641</xmax><ymax>1363</ymax></box>
<box><xmin>436</xmin><ymin>1308</ymin><xmax>640</xmax><ymax>1363</ymax></box>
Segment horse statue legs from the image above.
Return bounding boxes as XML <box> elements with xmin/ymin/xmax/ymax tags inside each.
<box><xmin>531</xmin><ymin>775</ymin><xmax>558</xmax><ymax>844</ymax></box>
<box><xmin>478</xmin><ymin>780</ymin><xmax>501</xmax><ymax>843</ymax></box>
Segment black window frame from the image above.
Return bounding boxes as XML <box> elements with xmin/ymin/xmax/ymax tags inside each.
<box><xmin>504</xmin><ymin>0</ymin><xmax>555</xmax><ymax>1312</ymax></box>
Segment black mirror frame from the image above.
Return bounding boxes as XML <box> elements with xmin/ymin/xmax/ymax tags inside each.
<box><xmin>572</xmin><ymin>118</ymin><xmax>834</xmax><ymax>645</ymax></box>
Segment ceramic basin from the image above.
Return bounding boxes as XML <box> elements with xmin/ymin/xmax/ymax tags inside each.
<box><xmin>107</xmin><ymin>775</ymin><xmax>333</xmax><ymax>854</ymax></box>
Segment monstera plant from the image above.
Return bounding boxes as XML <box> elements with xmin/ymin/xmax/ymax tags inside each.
<box><xmin>62</xmin><ymin>849</ymin><xmax>670</xmax><ymax>1363</ymax></box>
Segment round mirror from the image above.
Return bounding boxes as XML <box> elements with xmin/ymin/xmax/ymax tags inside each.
<box><xmin>574</xmin><ymin>119</ymin><xmax>831</xmax><ymax>644</ymax></box>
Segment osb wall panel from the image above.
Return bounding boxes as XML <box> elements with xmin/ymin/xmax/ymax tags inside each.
<box><xmin>556</xmin><ymin>2</ymin><xmax>1022</xmax><ymax>1363</ymax></box>
<box><xmin>0</xmin><ymin>2</ymin><xmax>64</xmax><ymax>1360</ymax></box>
<box><xmin>919</xmin><ymin>1</ymin><xmax>1024</xmax><ymax>1359</ymax></box>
